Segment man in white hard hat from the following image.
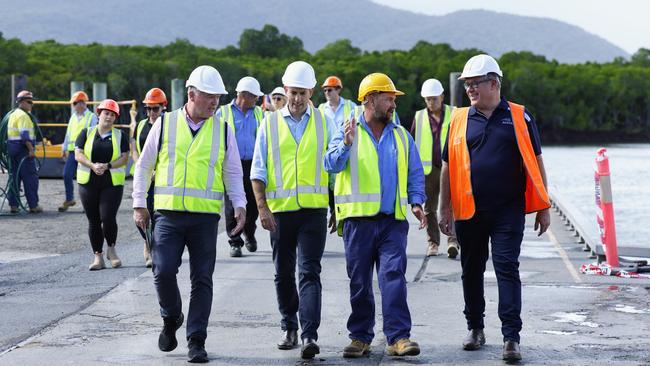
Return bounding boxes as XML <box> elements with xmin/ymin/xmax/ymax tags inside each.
<box><xmin>270</xmin><ymin>86</ymin><xmax>287</xmax><ymax>111</ymax></box>
<box><xmin>132</xmin><ymin>65</ymin><xmax>247</xmax><ymax>363</ymax></box>
<box><xmin>438</xmin><ymin>54</ymin><xmax>550</xmax><ymax>362</ymax></box>
<box><xmin>410</xmin><ymin>79</ymin><xmax>459</xmax><ymax>258</ymax></box>
<box><xmin>216</xmin><ymin>76</ymin><xmax>265</xmax><ymax>257</ymax></box>
<box><xmin>251</xmin><ymin>60</ymin><xmax>338</xmax><ymax>359</ymax></box>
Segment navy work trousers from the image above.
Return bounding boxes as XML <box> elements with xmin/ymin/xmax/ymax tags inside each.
<box><xmin>7</xmin><ymin>142</ymin><xmax>39</xmax><ymax>208</ymax></box>
<box><xmin>455</xmin><ymin>205</ymin><xmax>525</xmax><ymax>343</ymax></box>
<box><xmin>152</xmin><ymin>210</ymin><xmax>219</xmax><ymax>341</ymax></box>
<box><xmin>62</xmin><ymin>151</ymin><xmax>77</xmax><ymax>201</ymax></box>
<box><xmin>270</xmin><ymin>208</ymin><xmax>327</xmax><ymax>340</ymax></box>
<box><xmin>343</xmin><ymin>215</ymin><xmax>411</xmax><ymax>345</ymax></box>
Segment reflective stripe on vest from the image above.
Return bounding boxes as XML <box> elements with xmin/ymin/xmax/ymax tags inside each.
<box><xmin>65</xmin><ymin>111</ymin><xmax>93</xmax><ymax>151</ymax></box>
<box><xmin>219</xmin><ymin>104</ymin><xmax>263</xmax><ymax>134</ymax></box>
<box><xmin>353</xmin><ymin>105</ymin><xmax>398</xmax><ymax>124</ymax></box>
<box><xmin>334</xmin><ymin>124</ymin><xmax>409</xmax><ymax>220</ymax></box>
<box><xmin>414</xmin><ymin>104</ymin><xmax>452</xmax><ymax>175</ymax></box>
<box><xmin>154</xmin><ymin>109</ymin><xmax>225</xmax><ymax>213</ymax></box>
<box><xmin>265</xmin><ymin>107</ymin><xmax>329</xmax><ymax>212</ymax></box>
<box><xmin>77</xmin><ymin>126</ymin><xmax>125</xmax><ymax>186</ymax></box>
<box><xmin>447</xmin><ymin>102</ymin><xmax>550</xmax><ymax>220</ymax></box>
<box><xmin>135</xmin><ymin>119</ymin><xmax>149</xmax><ymax>155</ymax></box>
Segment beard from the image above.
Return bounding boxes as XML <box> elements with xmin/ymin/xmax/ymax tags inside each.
<box><xmin>373</xmin><ymin>109</ymin><xmax>392</xmax><ymax>125</ymax></box>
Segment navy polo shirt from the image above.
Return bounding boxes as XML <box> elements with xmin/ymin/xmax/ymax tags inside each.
<box><xmin>442</xmin><ymin>98</ymin><xmax>542</xmax><ymax>211</ymax></box>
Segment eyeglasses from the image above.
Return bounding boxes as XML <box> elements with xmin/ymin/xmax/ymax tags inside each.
<box><xmin>145</xmin><ymin>106</ymin><xmax>162</xmax><ymax>113</ymax></box>
<box><xmin>323</xmin><ymin>88</ymin><xmax>339</xmax><ymax>93</ymax></box>
<box><xmin>272</xmin><ymin>97</ymin><xmax>284</xmax><ymax>101</ymax></box>
<box><xmin>463</xmin><ymin>78</ymin><xmax>492</xmax><ymax>91</ymax></box>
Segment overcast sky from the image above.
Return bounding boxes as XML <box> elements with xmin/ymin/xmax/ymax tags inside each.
<box><xmin>371</xmin><ymin>0</ymin><xmax>646</xmax><ymax>54</ymax></box>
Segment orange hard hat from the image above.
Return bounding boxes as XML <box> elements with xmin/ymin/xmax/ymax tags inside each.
<box><xmin>97</xmin><ymin>99</ymin><xmax>120</xmax><ymax>117</ymax></box>
<box><xmin>16</xmin><ymin>90</ymin><xmax>35</xmax><ymax>101</ymax></box>
<box><xmin>321</xmin><ymin>76</ymin><xmax>343</xmax><ymax>89</ymax></box>
<box><xmin>70</xmin><ymin>91</ymin><xmax>89</xmax><ymax>103</ymax></box>
<box><xmin>143</xmin><ymin>87</ymin><xmax>168</xmax><ymax>106</ymax></box>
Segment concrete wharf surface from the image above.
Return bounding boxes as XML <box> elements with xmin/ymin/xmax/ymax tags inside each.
<box><xmin>0</xmin><ymin>179</ymin><xmax>649</xmax><ymax>365</ymax></box>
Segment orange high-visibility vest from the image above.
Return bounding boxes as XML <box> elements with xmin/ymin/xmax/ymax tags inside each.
<box><xmin>447</xmin><ymin>101</ymin><xmax>550</xmax><ymax>220</ymax></box>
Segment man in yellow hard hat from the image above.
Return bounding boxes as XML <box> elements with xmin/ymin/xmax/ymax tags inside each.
<box><xmin>324</xmin><ymin>73</ymin><xmax>426</xmax><ymax>358</ymax></box>
<box><xmin>6</xmin><ymin>90</ymin><xmax>42</xmax><ymax>213</ymax></box>
<box><xmin>411</xmin><ymin>79</ymin><xmax>460</xmax><ymax>258</ymax></box>
<box><xmin>318</xmin><ymin>76</ymin><xmax>356</xmax><ymax>128</ymax></box>
<box><xmin>60</xmin><ymin>91</ymin><xmax>97</xmax><ymax>212</ymax></box>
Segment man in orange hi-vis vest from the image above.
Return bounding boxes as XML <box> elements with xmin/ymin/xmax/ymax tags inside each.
<box><xmin>438</xmin><ymin>54</ymin><xmax>550</xmax><ymax>363</ymax></box>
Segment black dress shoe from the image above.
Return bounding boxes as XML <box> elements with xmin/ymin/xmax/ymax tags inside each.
<box><xmin>301</xmin><ymin>338</ymin><xmax>320</xmax><ymax>359</ymax></box>
<box><xmin>158</xmin><ymin>312</ymin><xmax>184</xmax><ymax>352</ymax></box>
<box><xmin>277</xmin><ymin>330</ymin><xmax>298</xmax><ymax>350</ymax></box>
<box><xmin>502</xmin><ymin>340</ymin><xmax>521</xmax><ymax>362</ymax></box>
<box><xmin>462</xmin><ymin>329</ymin><xmax>486</xmax><ymax>350</ymax></box>
<box><xmin>188</xmin><ymin>336</ymin><xmax>209</xmax><ymax>363</ymax></box>
<box><xmin>245</xmin><ymin>239</ymin><xmax>257</xmax><ymax>252</ymax></box>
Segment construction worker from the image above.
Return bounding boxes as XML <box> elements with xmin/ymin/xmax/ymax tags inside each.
<box><xmin>411</xmin><ymin>79</ymin><xmax>460</xmax><ymax>258</ymax></box>
<box><xmin>438</xmin><ymin>54</ymin><xmax>550</xmax><ymax>362</ymax></box>
<box><xmin>324</xmin><ymin>73</ymin><xmax>426</xmax><ymax>358</ymax></box>
<box><xmin>6</xmin><ymin>90</ymin><xmax>42</xmax><ymax>213</ymax></box>
<box><xmin>75</xmin><ymin>99</ymin><xmax>129</xmax><ymax>270</ymax></box>
<box><xmin>130</xmin><ymin>87</ymin><xmax>167</xmax><ymax>267</ymax></box>
<box><xmin>318</xmin><ymin>76</ymin><xmax>356</xmax><ymax>127</ymax></box>
<box><xmin>270</xmin><ymin>87</ymin><xmax>287</xmax><ymax>111</ymax></box>
<box><xmin>251</xmin><ymin>61</ymin><xmax>337</xmax><ymax>360</ymax></box>
<box><xmin>216</xmin><ymin>76</ymin><xmax>265</xmax><ymax>257</ymax></box>
<box><xmin>60</xmin><ymin>91</ymin><xmax>97</xmax><ymax>212</ymax></box>
<box><xmin>132</xmin><ymin>65</ymin><xmax>246</xmax><ymax>364</ymax></box>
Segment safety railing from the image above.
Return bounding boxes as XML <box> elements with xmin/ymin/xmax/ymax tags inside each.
<box><xmin>33</xmin><ymin>100</ymin><xmax>137</xmax><ymax>129</ymax></box>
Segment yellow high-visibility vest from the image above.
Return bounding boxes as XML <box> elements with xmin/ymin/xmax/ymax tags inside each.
<box><xmin>413</xmin><ymin>104</ymin><xmax>452</xmax><ymax>175</ymax></box>
<box><xmin>77</xmin><ymin>126</ymin><xmax>126</xmax><ymax>186</ymax></box>
<box><xmin>65</xmin><ymin>111</ymin><xmax>94</xmax><ymax>151</ymax></box>
<box><xmin>265</xmin><ymin>107</ymin><xmax>329</xmax><ymax>212</ymax></box>
<box><xmin>7</xmin><ymin>108</ymin><xmax>35</xmax><ymax>141</ymax></box>
<box><xmin>154</xmin><ymin>109</ymin><xmax>226</xmax><ymax>213</ymax></box>
<box><xmin>334</xmin><ymin>123</ymin><xmax>409</xmax><ymax>220</ymax></box>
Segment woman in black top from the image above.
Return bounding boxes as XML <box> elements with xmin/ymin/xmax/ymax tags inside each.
<box><xmin>130</xmin><ymin>87</ymin><xmax>167</xmax><ymax>267</ymax></box>
<box><xmin>75</xmin><ymin>99</ymin><xmax>130</xmax><ymax>270</ymax></box>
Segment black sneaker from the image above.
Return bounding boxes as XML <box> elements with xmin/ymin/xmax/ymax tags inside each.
<box><xmin>158</xmin><ymin>312</ymin><xmax>184</xmax><ymax>352</ymax></box>
<box><xmin>245</xmin><ymin>239</ymin><xmax>257</xmax><ymax>253</ymax></box>
<box><xmin>188</xmin><ymin>337</ymin><xmax>209</xmax><ymax>363</ymax></box>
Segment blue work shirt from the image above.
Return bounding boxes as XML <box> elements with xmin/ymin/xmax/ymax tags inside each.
<box><xmin>320</xmin><ymin>96</ymin><xmax>356</xmax><ymax>128</ymax></box>
<box><xmin>442</xmin><ymin>97</ymin><xmax>542</xmax><ymax>211</ymax></box>
<box><xmin>250</xmin><ymin>106</ymin><xmax>338</xmax><ymax>185</ymax></box>
<box><xmin>324</xmin><ymin>112</ymin><xmax>426</xmax><ymax>215</ymax></box>
<box><xmin>216</xmin><ymin>101</ymin><xmax>258</xmax><ymax>160</ymax></box>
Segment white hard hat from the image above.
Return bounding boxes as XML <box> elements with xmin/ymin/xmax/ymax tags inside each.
<box><xmin>185</xmin><ymin>65</ymin><xmax>228</xmax><ymax>94</ymax></box>
<box><xmin>235</xmin><ymin>76</ymin><xmax>264</xmax><ymax>97</ymax></box>
<box><xmin>458</xmin><ymin>54</ymin><xmax>503</xmax><ymax>80</ymax></box>
<box><xmin>420</xmin><ymin>79</ymin><xmax>444</xmax><ymax>97</ymax></box>
<box><xmin>271</xmin><ymin>87</ymin><xmax>286</xmax><ymax>97</ymax></box>
<box><xmin>281</xmin><ymin>61</ymin><xmax>317</xmax><ymax>89</ymax></box>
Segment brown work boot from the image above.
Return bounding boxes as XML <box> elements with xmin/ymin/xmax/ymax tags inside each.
<box><xmin>106</xmin><ymin>246</ymin><xmax>122</xmax><ymax>268</ymax></box>
<box><xmin>426</xmin><ymin>243</ymin><xmax>439</xmax><ymax>257</ymax></box>
<box><xmin>143</xmin><ymin>242</ymin><xmax>152</xmax><ymax>268</ymax></box>
<box><xmin>386</xmin><ymin>338</ymin><xmax>420</xmax><ymax>356</ymax></box>
<box><xmin>89</xmin><ymin>253</ymin><xmax>105</xmax><ymax>271</ymax></box>
<box><xmin>28</xmin><ymin>205</ymin><xmax>43</xmax><ymax>214</ymax></box>
<box><xmin>58</xmin><ymin>200</ymin><xmax>76</xmax><ymax>212</ymax></box>
<box><xmin>502</xmin><ymin>340</ymin><xmax>522</xmax><ymax>362</ymax></box>
<box><xmin>462</xmin><ymin>329</ymin><xmax>486</xmax><ymax>350</ymax></box>
<box><xmin>447</xmin><ymin>241</ymin><xmax>459</xmax><ymax>259</ymax></box>
<box><xmin>343</xmin><ymin>339</ymin><xmax>371</xmax><ymax>358</ymax></box>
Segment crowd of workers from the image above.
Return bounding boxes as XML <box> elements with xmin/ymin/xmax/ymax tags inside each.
<box><xmin>3</xmin><ymin>53</ymin><xmax>550</xmax><ymax>363</ymax></box>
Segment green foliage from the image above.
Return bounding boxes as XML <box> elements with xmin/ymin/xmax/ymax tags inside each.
<box><xmin>0</xmin><ymin>26</ymin><xmax>649</xmax><ymax>142</ymax></box>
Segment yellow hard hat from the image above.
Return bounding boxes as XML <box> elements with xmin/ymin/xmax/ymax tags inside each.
<box><xmin>357</xmin><ymin>73</ymin><xmax>404</xmax><ymax>102</ymax></box>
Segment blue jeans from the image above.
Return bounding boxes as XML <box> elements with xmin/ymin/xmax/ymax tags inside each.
<box><xmin>152</xmin><ymin>210</ymin><xmax>219</xmax><ymax>341</ymax></box>
<box><xmin>270</xmin><ymin>208</ymin><xmax>327</xmax><ymax>340</ymax></box>
<box><xmin>455</xmin><ymin>205</ymin><xmax>525</xmax><ymax>343</ymax></box>
<box><xmin>62</xmin><ymin>152</ymin><xmax>77</xmax><ymax>201</ymax></box>
<box><xmin>343</xmin><ymin>215</ymin><xmax>411</xmax><ymax>345</ymax></box>
<box><xmin>7</xmin><ymin>142</ymin><xmax>39</xmax><ymax>208</ymax></box>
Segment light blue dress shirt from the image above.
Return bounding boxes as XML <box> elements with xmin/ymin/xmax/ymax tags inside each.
<box><xmin>320</xmin><ymin>96</ymin><xmax>356</xmax><ymax>129</ymax></box>
<box><xmin>251</xmin><ymin>106</ymin><xmax>338</xmax><ymax>185</ymax></box>
<box><xmin>216</xmin><ymin>101</ymin><xmax>258</xmax><ymax>160</ymax></box>
<box><xmin>323</xmin><ymin>112</ymin><xmax>426</xmax><ymax>214</ymax></box>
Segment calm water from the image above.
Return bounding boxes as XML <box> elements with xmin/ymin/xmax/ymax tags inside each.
<box><xmin>543</xmin><ymin>144</ymin><xmax>650</xmax><ymax>249</ymax></box>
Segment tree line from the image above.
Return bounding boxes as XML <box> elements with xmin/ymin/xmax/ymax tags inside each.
<box><xmin>1</xmin><ymin>25</ymin><xmax>650</xmax><ymax>143</ymax></box>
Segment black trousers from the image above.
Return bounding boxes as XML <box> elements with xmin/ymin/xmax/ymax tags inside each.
<box><xmin>224</xmin><ymin>159</ymin><xmax>259</xmax><ymax>246</ymax></box>
<box><xmin>79</xmin><ymin>182</ymin><xmax>124</xmax><ymax>253</ymax></box>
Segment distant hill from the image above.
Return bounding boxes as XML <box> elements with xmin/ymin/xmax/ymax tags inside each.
<box><xmin>0</xmin><ymin>0</ymin><xmax>628</xmax><ymax>63</ymax></box>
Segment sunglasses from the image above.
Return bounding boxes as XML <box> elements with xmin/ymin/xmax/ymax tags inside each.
<box><xmin>323</xmin><ymin>88</ymin><xmax>339</xmax><ymax>93</ymax></box>
<box><xmin>272</xmin><ymin>97</ymin><xmax>284</xmax><ymax>101</ymax></box>
<box><xmin>72</xmin><ymin>101</ymin><xmax>83</xmax><ymax>106</ymax></box>
<box><xmin>145</xmin><ymin>106</ymin><xmax>162</xmax><ymax>113</ymax></box>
